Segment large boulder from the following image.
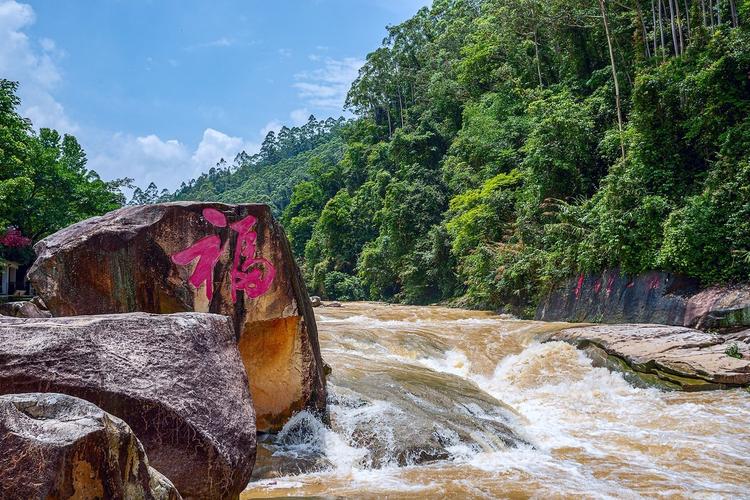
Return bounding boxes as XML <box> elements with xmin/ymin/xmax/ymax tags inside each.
<box><xmin>0</xmin><ymin>312</ymin><xmax>255</xmax><ymax>499</ymax></box>
<box><xmin>0</xmin><ymin>392</ymin><xmax>180</xmax><ymax>500</ymax></box>
<box><xmin>28</xmin><ymin>202</ymin><xmax>326</xmax><ymax>432</ymax></box>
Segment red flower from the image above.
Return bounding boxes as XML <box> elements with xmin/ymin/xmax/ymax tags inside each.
<box><xmin>0</xmin><ymin>228</ymin><xmax>32</xmax><ymax>248</ymax></box>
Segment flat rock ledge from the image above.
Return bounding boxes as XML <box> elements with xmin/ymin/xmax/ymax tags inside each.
<box><xmin>547</xmin><ymin>324</ymin><xmax>750</xmax><ymax>390</ymax></box>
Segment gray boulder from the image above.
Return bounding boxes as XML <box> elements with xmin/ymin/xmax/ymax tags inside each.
<box><xmin>0</xmin><ymin>312</ymin><xmax>255</xmax><ymax>499</ymax></box>
<box><xmin>0</xmin><ymin>392</ymin><xmax>181</xmax><ymax>500</ymax></box>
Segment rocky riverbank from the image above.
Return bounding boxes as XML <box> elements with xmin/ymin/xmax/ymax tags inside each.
<box><xmin>546</xmin><ymin>324</ymin><xmax>750</xmax><ymax>390</ymax></box>
<box><xmin>536</xmin><ymin>269</ymin><xmax>750</xmax><ymax>331</ymax></box>
<box><xmin>0</xmin><ymin>202</ymin><xmax>328</xmax><ymax>499</ymax></box>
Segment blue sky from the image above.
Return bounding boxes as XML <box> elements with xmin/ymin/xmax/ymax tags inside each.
<box><xmin>0</xmin><ymin>0</ymin><xmax>431</xmax><ymax>191</ymax></box>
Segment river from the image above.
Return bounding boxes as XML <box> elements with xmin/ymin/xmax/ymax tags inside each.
<box><xmin>243</xmin><ymin>302</ymin><xmax>750</xmax><ymax>499</ymax></box>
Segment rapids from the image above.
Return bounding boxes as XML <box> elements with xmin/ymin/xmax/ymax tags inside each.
<box><xmin>243</xmin><ymin>302</ymin><xmax>750</xmax><ymax>499</ymax></box>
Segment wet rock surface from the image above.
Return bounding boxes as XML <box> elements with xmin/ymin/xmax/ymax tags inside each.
<box><xmin>0</xmin><ymin>392</ymin><xmax>181</xmax><ymax>500</ymax></box>
<box><xmin>0</xmin><ymin>312</ymin><xmax>255</xmax><ymax>499</ymax></box>
<box><xmin>548</xmin><ymin>324</ymin><xmax>750</xmax><ymax>389</ymax></box>
<box><xmin>536</xmin><ymin>270</ymin><xmax>698</xmax><ymax>325</ymax></box>
<box><xmin>536</xmin><ymin>269</ymin><xmax>750</xmax><ymax>331</ymax></box>
<box><xmin>28</xmin><ymin>202</ymin><xmax>326</xmax><ymax>432</ymax></box>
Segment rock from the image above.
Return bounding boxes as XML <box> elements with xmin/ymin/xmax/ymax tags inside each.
<box><xmin>310</xmin><ymin>296</ymin><xmax>322</xmax><ymax>307</ymax></box>
<box><xmin>536</xmin><ymin>270</ymin><xmax>698</xmax><ymax>325</ymax></box>
<box><xmin>548</xmin><ymin>324</ymin><xmax>750</xmax><ymax>389</ymax></box>
<box><xmin>0</xmin><ymin>312</ymin><xmax>255</xmax><ymax>499</ymax></box>
<box><xmin>325</xmin><ymin>301</ymin><xmax>342</xmax><ymax>308</ymax></box>
<box><xmin>0</xmin><ymin>392</ymin><xmax>180</xmax><ymax>500</ymax></box>
<box><xmin>28</xmin><ymin>202</ymin><xmax>327</xmax><ymax>432</ymax></box>
<box><xmin>536</xmin><ymin>270</ymin><xmax>750</xmax><ymax>331</ymax></box>
<box><xmin>30</xmin><ymin>295</ymin><xmax>48</xmax><ymax>310</ymax></box>
<box><xmin>0</xmin><ymin>300</ymin><xmax>52</xmax><ymax>318</ymax></box>
<box><xmin>684</xmin><ymin>284</ymin><xmax>750</xmax><ymax>330</ymax></box>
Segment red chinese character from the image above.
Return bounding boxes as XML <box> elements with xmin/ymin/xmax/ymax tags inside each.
<box><xmin>229</xmin><ymin>215</ymin><xmax>276</xmax><ymax>301</ymax></box>
<box><xmin>171</xmin><ymin>208</ymin><xmax>275</xmax><ymax>302</ymax></box>
<box><xmin>171</xmin><ymin>234</ymin><xmax>223</xmax><ymax>300</ymax></box>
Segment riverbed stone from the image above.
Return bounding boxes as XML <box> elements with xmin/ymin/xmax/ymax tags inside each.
<box><xmin>0</xmin><ymin>300</ymin><xmax>51</xmax><ymax>318</ymax></box>
<box><xmin>0</xmin><ymin>312</ymin><xmax>255</xmax><ymax>499</ymax></box>
<box><xmin>549</xmin><ymin>324</ymin><xmax>750</xmax><ymax>389</ymax></box>
<box><xmin>0</xmin><ymin>392</ymin><xmax>181</xmax><ymax>500</ymax></box>
<box><xmin>28</xmin><ymin>202</ymin><xmax>327</xmax><ymax>432</ymax></box>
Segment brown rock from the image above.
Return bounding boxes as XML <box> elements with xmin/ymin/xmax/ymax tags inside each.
<box><xmin>549</xmin><ymin>324</ymin><xmax>750</xmax><ymax>389</ymax></box>
<box><xmin>0</xmin><ymin>312</ymin><xmax>255</xmax><ymax>499</ymax></box>
<box><xmin>684</xmin><ymin>284</ymin><xmax>750</xmax><ymax>330</ymax></box>
<box><xmin>0</xmin><ymin>300</ymin><xmax>51</xmax><ymax>318</ymax></box>
<box><xmin>29</xmin><ymin>202</ymin><xmax>327</xmax><ymax>432</ymax></box>
<box><xmin>30</xmin><ymin>295</ymin><xmax>48</xmax><ymax>311</ymax></box>
<box><xmin>0</xmin><ymin>392</ymin><xmax>181</xmax><ymax>500</ymax></box>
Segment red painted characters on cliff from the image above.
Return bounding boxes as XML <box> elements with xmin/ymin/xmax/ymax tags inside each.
<box><xmin>170</xmin><ymin>208</ymin><xmax>276</xmax><ymax>302</ymax></box>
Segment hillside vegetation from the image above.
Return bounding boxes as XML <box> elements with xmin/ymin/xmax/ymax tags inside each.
<box><xmin>195</xmin><ymin>0</ymin><xmax>748</xmax><ymax>312</ymax></box>
<box><xmin>272</xmin><ymin>0</ymin><xmax>750</xmax><ymax>312</ymax></box>
<box><xmin>168</xmin><ymin>116</ymin><xmax>346</xmax><ymax>216</ymax></box>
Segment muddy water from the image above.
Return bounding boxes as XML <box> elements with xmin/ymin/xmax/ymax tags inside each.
<box><xmin>243</xmin><ymin>302</ymin><xmax>750</xmax><ymax>499</ymax></box>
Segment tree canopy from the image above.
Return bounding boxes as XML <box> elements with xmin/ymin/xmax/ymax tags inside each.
<box><xmin>0</xmin><ymin>79</ymin><xmax>128</xmax><ymax>263</ymax></box>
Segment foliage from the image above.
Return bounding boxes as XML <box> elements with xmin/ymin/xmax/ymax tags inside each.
<box><xmin>172</xmin><ymin>2</ymin><xmax>750</xmax><ymax>311</ymax></box>
<box><xmin>0</xmin><ymin>79</ymin><xmax>127</xmax><ymax>264</ymax></box>
<box><xmin>725</xmin><ymin>343</ymin><xmax>743</xmax><ymax>359</ymax></box>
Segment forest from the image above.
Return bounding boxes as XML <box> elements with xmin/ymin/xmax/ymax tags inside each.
<box><xmin>278</xmin><ymin>0</ymin><xmax>749</xmax><ymax>312</ymax></box>
<box><xmin>3</xmin><ymin>0</ymin><xmax>749</xmax><ymax>314</ymax></box>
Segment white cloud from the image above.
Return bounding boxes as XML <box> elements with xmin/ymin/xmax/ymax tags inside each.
<box><xmin>191</xmin><ymin>128</ymin><xmax>249</xmax><ymax>168</ymax></box>
<box><xmin>290</xmin><ymin>108</ymin><xmax>310</xmax><ymax>126</ymax></box>
<box><xmin>293</xmin><ymin>56</ymin><xmax>363</xmax><ymax>110</ymax></box>
<box><xmin>0</xmin><ymin>0</ymin><xmax>76</xmax><ymax>132</ymax></box>
<box><xmin>185</xmin><ymin>36</ymin><xmax>239</xmax><ymax>51</ymax></box>
<box><xmin>277</xmin><ymin>48</ymin><xmax>292</xmax><ymax>58</ymax></box>
<box><xmin>260</xmin><ymin>120</ymin><xmax>282</xmax><ymax>138</ymax></box>
<box><xmin>87</xmin><ymin>124</ymin><xmax>292</xmax><ymax>193</ymax></box>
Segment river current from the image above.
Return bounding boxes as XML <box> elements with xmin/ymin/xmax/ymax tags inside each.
<box><xmin>243</xmin><ymin>302</ymin><xmax>750</xmax><ymax>499</ymax></box>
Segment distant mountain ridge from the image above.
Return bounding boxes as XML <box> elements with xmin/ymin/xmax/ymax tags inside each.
<box><xmin>169</xmin><ymin>115</ymin><xmax>346</xmax><ymax>215</ymax></box>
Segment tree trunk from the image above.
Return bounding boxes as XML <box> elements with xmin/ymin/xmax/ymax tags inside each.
<box><xmin>386</xmin><ymin>106</ymin><xmax>392</xmax><ymax>137</ymax></box>
<box><xmin>683</xmin><ymin>0</ymin><xmax>691</xmax><ymax>39</ymax></box>
<box><xmin>659</xmin><ymin>0</ymin><xmax>667</xmax><ymax>58</ymax></box>
<box><xmin>674</xmin><ymin>0</ymin><xmax>685</xmax><ymax>53</ymax></box>
<box><xmin>636</xmin><ymin>0</ymin><xmax>652</xmax><ymax>58</ymax></box>
<box><xmin>533</xmin><ymin>26</ymin><xmax>544</xmax><ymax>86</ymax></box>
<box><xmin>652</xmin><ymin>0</ymin><xmax>659</xmax><ymax>55</ymax></box>
<box><xmin>599</xmin><ymin>0</ymin><xmax>626</xmax><ymax>159</ymax></box>
<box><xmin>668</xmin><ymin>0</ymin><xmax>679</xmax><ymax>55</ymax></box>
<box><xmin>717</xmin><ymin>0</ymin><xmax>722</xmax><ymax>25</ymax></box>
<box><xmin>397</xmin><ymin>88</ymin><xmax>405</xmax><ymax>128</ymax></box>
<box><xmin>729</xmin><ymin>0</ymin><xmax>738</xmax><ymax>26</ymax></box>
